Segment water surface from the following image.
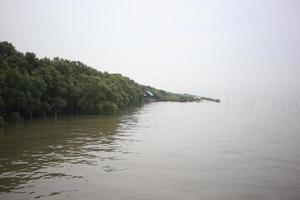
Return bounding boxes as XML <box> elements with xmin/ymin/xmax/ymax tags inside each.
<box><xmin>1</xmin><ymin>101</ymin><xmax>300</xmax><ymax>200</ymax></box>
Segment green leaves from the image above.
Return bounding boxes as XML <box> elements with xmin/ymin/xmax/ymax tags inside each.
<box><xmin>0</xmin><ymin>41</ymin><xmax>195</xmax><ymax>122</ymax></box>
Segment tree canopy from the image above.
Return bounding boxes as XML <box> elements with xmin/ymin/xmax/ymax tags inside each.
<box><xmin>0</xmin><ymin>41</ymin><xmax>196</xmax><ymax>123</ymax></box>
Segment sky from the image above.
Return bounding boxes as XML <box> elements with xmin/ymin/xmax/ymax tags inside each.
<box><xmin>0</xmin><ymin>0</ymin><xmax>299</xmax><ymax>98</ymax></box>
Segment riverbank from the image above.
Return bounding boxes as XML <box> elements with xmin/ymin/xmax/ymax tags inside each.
<box><xmin>0</xmin><ymin>41</ymin><xmax>196</xmax><ymax>123</ymax></box>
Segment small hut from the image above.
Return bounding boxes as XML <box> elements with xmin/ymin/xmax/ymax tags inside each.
<box><xmin>144</xmin><ymin>91</ymin><xmax>154</xmax><ymax>97</ymax></box>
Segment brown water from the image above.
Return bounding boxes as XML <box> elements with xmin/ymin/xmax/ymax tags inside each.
<box><xmin>0</xmin><ymin>102</ymin><xmax>300</xmax><ymax>200</ymax></box>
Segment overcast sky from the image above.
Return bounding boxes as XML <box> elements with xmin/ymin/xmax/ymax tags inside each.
<box><xmin>1</xmin><ymin>0</ymin><xmax>299</xmax><ymax>98</ymax></box>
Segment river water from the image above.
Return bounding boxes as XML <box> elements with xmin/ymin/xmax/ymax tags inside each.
<box><xmin>0</xmin><ymin>101</ymin><xmax>300</xmax><ymax>200</ymax></box>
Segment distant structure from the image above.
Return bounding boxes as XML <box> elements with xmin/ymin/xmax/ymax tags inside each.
<box><xmin>144</xmin><ymin>91</ymin><xmax>154</xmax><ymax>97</ymax></box>
<box><xmin>195</xmin><ymin>96</ymin><xmax>220</xmax><ymax>103</ymax></box>
<box><xmin>144</xmin><ymin>91</ymin><xmax>156</xmax><ymax>102</ymax></box>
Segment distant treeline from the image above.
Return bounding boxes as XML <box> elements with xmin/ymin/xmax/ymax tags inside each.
<box><xmin>0</xmin><ymin>42</ymin><xmax>195</xmax><ymax>123</ymax></box>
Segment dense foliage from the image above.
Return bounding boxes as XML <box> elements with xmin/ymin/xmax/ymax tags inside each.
<box><xmin>0</xmin><ymin>41</ymin><xmax>195</xmax><ymax>123</ymax></box>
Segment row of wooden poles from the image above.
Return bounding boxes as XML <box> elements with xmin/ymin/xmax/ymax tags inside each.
<box><xmin>223</xmin><ymin>99</ymin><xmax>299</xmax><ymax>109</ymax></box>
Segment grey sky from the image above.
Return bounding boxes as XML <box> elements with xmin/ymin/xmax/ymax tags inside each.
<box><xmin>1</xmin><ymin>0</ymin><xmax>299</xmax><ymax>98</ymax></box>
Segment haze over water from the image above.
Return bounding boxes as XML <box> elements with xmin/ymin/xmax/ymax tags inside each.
<box><xmin>1</xmin><ymin>0</ymin><xmax>300</xmax><ymax>98</ymax></box>
<box><xmin>1</xmin><ymin>101</ymin><xmax>300</xmax><ymax>200</ymax></box>
<box><xmin>1</xmin><ymin>0</ymin><xmax>300</xmax><ymax>199</ymax></box>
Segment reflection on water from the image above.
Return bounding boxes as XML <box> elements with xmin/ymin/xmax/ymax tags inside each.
<box><xmin>0</xmin><ymin>107</ymin><xmax>142</xmax><ymax>198</ymax></box>
<box><xmin>1</xmin><ymin>102</ymin><xmax>300</xmax><ymax>200</ymax></box>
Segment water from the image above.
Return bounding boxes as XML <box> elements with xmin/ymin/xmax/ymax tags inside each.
<box><xmin>1</xmin><ymin>101</ymin><xmax>300</xmax><ymax>200</ymax></box>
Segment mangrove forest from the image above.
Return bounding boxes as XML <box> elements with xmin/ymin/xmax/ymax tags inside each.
<box><xmin>0</xmin><ymin>41</ymin><xmax>195</xmax><ymax>124</ymax></box>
